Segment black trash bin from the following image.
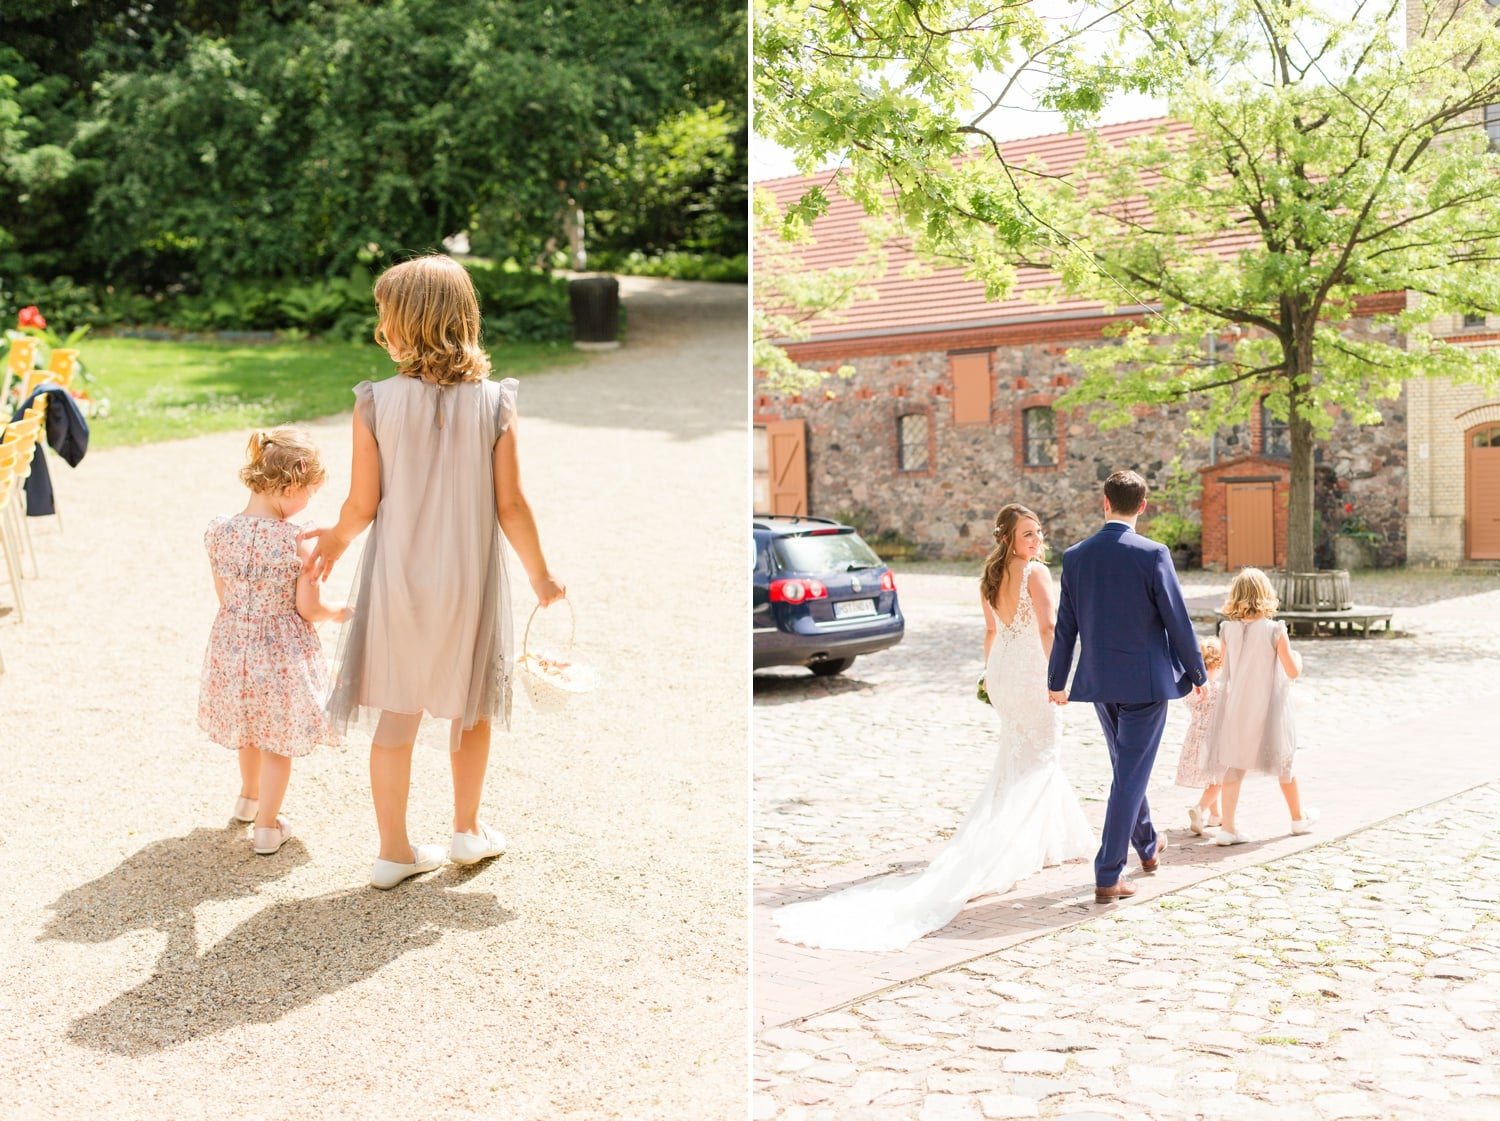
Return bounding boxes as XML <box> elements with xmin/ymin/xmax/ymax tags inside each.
<box><xmin>568</xmin><ymin>276</ymin><xmax>621</xmax><ymax>349</ymax></box>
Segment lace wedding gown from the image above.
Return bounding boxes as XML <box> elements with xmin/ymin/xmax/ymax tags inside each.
<box><xmin>771</xmin><ymin>561</ymin><xmax>1095</xmax><ymax>952</ymax></box>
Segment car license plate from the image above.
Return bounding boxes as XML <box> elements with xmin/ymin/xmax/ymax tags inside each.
<box><xmin>834</xmin><ymin>598</ymin><xmax>878</xmax><ymax>619</ymax></box>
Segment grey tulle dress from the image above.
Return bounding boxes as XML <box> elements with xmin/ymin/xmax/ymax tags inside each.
<box><xmin>1201</xmin><ymin>617</ymin><xmax>1298</xmax><ymax>781</ymax></box>
<box><xmin>327</xmin><ymin>374</ymin><xmax>519</xmax><ymax>742</ymax></box>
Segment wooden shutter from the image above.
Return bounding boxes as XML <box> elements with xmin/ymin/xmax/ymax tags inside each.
<box><xmin>767</xmin><ymin>419</ymin><xmax>808</xmax><ymax>516</ymax></box>
<box><xmin>1226</xmin><ymin>482</ymin><xmax>1276</xmax><ymax>568</ymax></box>
<box><xmin>1468</xmin><ymin>429</ymin><xmax>1500</xmax><ymax>560</ymax></box>
<box><xmin>950</xmin><ymin>352</ymin><xmax>991</xmax><ymax>426</ymax></box>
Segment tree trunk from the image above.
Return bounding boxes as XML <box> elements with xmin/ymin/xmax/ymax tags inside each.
<box><xmin>1285</xmin><ymin>333</ymin><xmax>1317</xmax><ymax>573</ymax></box>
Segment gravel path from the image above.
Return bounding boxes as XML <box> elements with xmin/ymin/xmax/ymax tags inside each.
<box><xmin>0</xmin><ymin>278</ymin><xmax>748</xmax><ymax>1120</ymax></box>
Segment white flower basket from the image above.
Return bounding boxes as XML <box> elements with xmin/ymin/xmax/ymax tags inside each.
<box><xmin>519</xmin><ymin>599</ymin><xmax>597</xmax><ymax>712</ymax></box>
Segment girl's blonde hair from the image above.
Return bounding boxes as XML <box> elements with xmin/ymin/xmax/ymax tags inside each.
<box><xmin>1200</xmin><ymin>636</ymin><xmax>1223</xmax><ymax>670</ymax></box>
<box><xmin>1221</xmin><ymin>566</ymin><xmax>1279</xmax><ymax>620</ymax></box>
<box><xmin>373</xmin><ymin>254</ymin><xmax>492</xmax><ymax>386</ymax></box>
<box><xmin>240</xmin><ymin>427</ymin><xmax>326</xmax><ymax>494</ymax></box>
<box><xmin>980</xmin><ymin>503</ymin><xmax>1044</xmax><ymax>605</ymax></box>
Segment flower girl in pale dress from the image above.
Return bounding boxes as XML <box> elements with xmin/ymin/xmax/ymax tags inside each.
<box><xmin>1201</xmin><ymin>567</ymin><xmax>1318</xmax><ymax>844</ymax></box>
<box><xmin>302</xmin><ymin>254</ymin><xmax>565</xmax><ymax>889</ymax></box>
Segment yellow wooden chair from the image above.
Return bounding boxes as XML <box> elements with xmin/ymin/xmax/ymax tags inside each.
<box><xmin>0</xmin><ymin>448</ymin><xmax>24</xmax><ymax>622</ymax></box>
<box><xmin>1</xmin><ymin>413</ymin><xmax>43</xmax><ymax>576</ymax></box>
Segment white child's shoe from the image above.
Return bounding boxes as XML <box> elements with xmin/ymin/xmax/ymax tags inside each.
<box><xmin>233</xmin><ymin>796</ymin><xmax>259</xmax><ymax>823</ymax></box>
<box><xmin>1291</xmin><ymin>808</ymin><xmax>1321</xmax><ymax>835</ymax></box>
<box><xmin>253</xmin><ymin>818</ymin><xmax>293</xmax><ymax>855</ymax></box>
<box><xmin>450</xmin><ymin>823</ymin><xmax>507</xmax><ymax>866</ymax></box>
<box><xmin>1188</xmin><ymin>806</ymin><xmax>1206</xmax><ymax>836</ymax></box>
<box><xmin>370</xmin><ymin>843</ymin><xmax>446</xmax><ymax>889</ymax></box>
<box><xmin>1215</xmin><ymin>830</ymin><xmax>1250</xmax><ymax>846</ymax></box>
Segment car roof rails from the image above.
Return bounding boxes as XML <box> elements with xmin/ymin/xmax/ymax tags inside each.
<box><xmin>752</xmin><ymin>513</ymin><xmax>842</xmax><ymax>527</ymax></box>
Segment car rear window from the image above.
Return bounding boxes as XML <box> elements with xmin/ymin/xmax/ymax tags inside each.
<box><xmin>772</xmin><ymin>532</ymin><xmax>883</xmax><ymax>573</ymax></box>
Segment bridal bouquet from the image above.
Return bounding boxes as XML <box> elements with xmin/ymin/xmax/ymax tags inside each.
<box><xmin>976</xmin><ymin>676</ymin><xmax>990</xmax><ymax>705</ymax></box>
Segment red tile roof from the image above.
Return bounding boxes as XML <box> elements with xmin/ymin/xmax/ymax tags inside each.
<box><xmin>756</xmin><ymin>116</ymin><xmax>1198</xmax><ymax>343</ymax></box>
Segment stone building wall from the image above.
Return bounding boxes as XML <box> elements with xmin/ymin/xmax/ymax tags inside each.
<box><xmin>766</xmin><ymin>329</ymin><xmax>1409</xmax><ymax>566</ymax></box>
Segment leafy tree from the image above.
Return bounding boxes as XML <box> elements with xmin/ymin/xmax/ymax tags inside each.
<box><xmin>752</xmin><ymin>0</ymin><xmax>1166</xmax><ymax>377</ymax></box>
<box><xmin>753</xmin><ymin>189</ymin><xmax>883</xmax><ymax>390</ymax></box>
<box><xmin>5</xmin><ymin>0</ymin><xmax>745</xmax><ymax>293</ymax></box>
<box><xmin>1027</xmin><ymin>0</ymin><xmax>1500</xmax><ymax>571</ymax></box>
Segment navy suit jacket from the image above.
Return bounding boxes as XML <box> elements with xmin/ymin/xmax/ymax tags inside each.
<box><xmin>1046</xmin><ymin>522</ymin><xmax>1207</xmax><ymax>703</ymax></box>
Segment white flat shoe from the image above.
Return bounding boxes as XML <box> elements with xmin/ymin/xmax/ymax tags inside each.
<box><xmin>450</xmin><ymin>823</ymin><xmax>506</xmax><ymax>866</ymax></box>
<box><xmin>1291</xmin><ymin>808</ymin><xmax>1320</xmax><ymax>835</ymax></box>
<box><xmin>1215</xmin><ymin>830</ymin><xmax>1250</xmax><ymax>846</ymax></box>
<box><xmin>253</xmin><ymin>818</ymin><xmax>293</xmax><ymax>855</ymax></box>
<box><xmin>233</xmin><ymin>796</ymin><xmax>259</xmax><ymax>823</ymax></box>
<box><xmin>1187</xmin><ymin>806</ymin><xmax>1205</xmax><ymax>836</ymax></box>
<box><xmin>371</xmin><ymin>843</ymin><xmax>446</xmax><ymax>889</ymax></box>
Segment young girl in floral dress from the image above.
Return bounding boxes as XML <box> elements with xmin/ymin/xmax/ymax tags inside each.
<box><xmin>199</xmin><ymin>429</ymin><xmax>348</xmax><ymax>855</ymax></box>
<box><xmin>303</xmin><ymin>254</ymin><xmax>565</xmax><ymax>890</ymax></box>
<box><xmin>1175</xmin><ymin>637</ymin><xmax>1224</xmax><ymax>835</ymax></box>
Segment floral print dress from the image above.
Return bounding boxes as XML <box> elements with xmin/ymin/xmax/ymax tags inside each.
<box><xmin>1173</xmin><ymin>679</ymin><xmax>1221</xmax><ymax>788</ymax></box>
<box><xmin>198</xmin><ymin>515</ymin><xmax>338</xmax><ymax>756</ymax></box>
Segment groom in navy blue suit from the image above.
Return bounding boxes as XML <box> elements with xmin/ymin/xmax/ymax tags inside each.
<box><xmin>1046</xmin><ymin>470</ymin><xmax>1207</xmax><ymax>903</ymax></box>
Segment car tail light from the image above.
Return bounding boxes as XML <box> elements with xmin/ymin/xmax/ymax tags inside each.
<box><xmin>770</xmin><ymin>579</ymin><xmax>828</xmax><ymax>603</ymax></box>
<box><xmin>880</xmin><ymin>570</ymin><xmax>897</xmax><ymax>592</ymax></box>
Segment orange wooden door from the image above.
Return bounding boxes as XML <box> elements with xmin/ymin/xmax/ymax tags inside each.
<box><xmin>1226</xmin><ymin>482</ymin><xmax>1275</xmax><ymax>569</ymax></box>
<box><xmin>766</xmin><ymin>419</ymin><xmax>808</xmax><ymax>516</ymax></box>
<box><xmin>1468</xmin><ymin>425</ymin><xmax>1500</xmax><ymax>560</ymax></box>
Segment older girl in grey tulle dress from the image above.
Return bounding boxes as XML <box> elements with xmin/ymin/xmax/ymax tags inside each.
<box><xmin>303</xmin><ymin>255</ymin><xmax>566</xmax><ymax>889</ymax></box>
<box><xmin>1203</xmin><ymin>567</ymin><xmax>1318</xmax><ymax>845</ymax></box>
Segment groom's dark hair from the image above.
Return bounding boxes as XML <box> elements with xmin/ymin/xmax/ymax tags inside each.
<box><xmin>1103</xmin><ymin>470</ymin><xmax>1148</xmax><ymax>516</ymax></box>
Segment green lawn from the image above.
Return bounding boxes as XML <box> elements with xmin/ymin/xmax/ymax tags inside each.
<box><xmin>80</xmin><ymin>337</ymin><xmax>589</xmax><ymax>448</ymax></box>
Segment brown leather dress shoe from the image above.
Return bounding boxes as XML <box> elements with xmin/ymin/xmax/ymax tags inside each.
<box><xmin>1095</xmin><ymin>880</ymin><xmax>1138</xmax><ymax>904</ymax></box>
<box><xmin>1141</xmin><ymin>831</ymin><xmax>1168</xmax><ymax>873</ymax></box>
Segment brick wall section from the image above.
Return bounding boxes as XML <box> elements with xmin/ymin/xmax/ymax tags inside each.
<box><xmin>769</xmin><ymin>328</ymin><xmax>1409</xmax><ymax>564</ymax></box>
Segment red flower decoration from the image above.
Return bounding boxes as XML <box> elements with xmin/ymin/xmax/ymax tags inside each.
<box><xmin>1343</xmin><ymin>503</ymin><xmax>1353</xmax><ymax>514</ymax></box>
<box><xmin>17</xmin><ymin>306</ymin><xmax>46</xmax><ymax>330</ymax></box>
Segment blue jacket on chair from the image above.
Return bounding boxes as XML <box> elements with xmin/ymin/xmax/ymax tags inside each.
<box><xmin>11</xmin><ymin>382</ymin><xmax>90</xmax><ymax>517</ymax></box>
<box><xmin>1046</xmin><ymin>522</ymin><xmax>1206</xmax><ymax>702</ymax></box>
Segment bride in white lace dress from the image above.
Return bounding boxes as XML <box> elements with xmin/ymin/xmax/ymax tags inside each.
<box><xmin>772</xmin><ymin>504</ymin><xmax>1095</xmax><ymax>952</ymax></box>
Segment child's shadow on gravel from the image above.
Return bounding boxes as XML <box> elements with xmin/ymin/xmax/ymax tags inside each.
<box><xmin>66</xmin><ymin>877</ymin><xmax>511</xmax><ymax>1055</ymax></box>
<box><xmin>41</xmin><ymin>828</ymin><xmax>512</xmax><ymax>1055</ymax></box>
<box><xmin>39</xmin><ymin>826</ymin><xmax>311</xmax><ymax>945</ymax></box>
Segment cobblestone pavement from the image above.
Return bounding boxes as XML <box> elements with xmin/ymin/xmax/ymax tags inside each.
<box><xmin>754</xmin><ymin>568</ymin><xmax>1500</xmax><ymax>1114</ymax></box>
<box><xmin>754</xmin><ymin>570</ymin><xmax>1500</xmax><ymax>884</ymax></box>
<box><xmin>753</xmin><ymin>780</ymin><xmax>1500</xmax><ymax>1121</ymax></box>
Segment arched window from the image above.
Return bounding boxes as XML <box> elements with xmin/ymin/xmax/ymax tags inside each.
<box><xmin>898</xmin><ymin>413</ymin><xmax>930</xmax><ymax>471</ymax></box>
<box><xmin>1261</xmin><ymin>399</ymin><xmax>1290</xmax><ymax>458</ymax></box>
<box><xmin>1022</xmin><ymin>406</ymin><xmax>1057</xmax><ymax>466</ymax></box>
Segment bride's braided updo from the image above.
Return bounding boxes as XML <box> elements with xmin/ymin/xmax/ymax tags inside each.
<box><xmin>979</xmin><ymin>503</ymin><xmax>1042</xmax><ymax>606</ymax></box>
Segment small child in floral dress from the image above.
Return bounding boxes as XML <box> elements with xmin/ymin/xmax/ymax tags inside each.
<box><xmin>1175</xmin><ymin>637</ymin><xmax>1224</xmax><ymax>835</ymax></box>
<box><xmin>199</xmin><ymin>428</ymin><xmax>347</xmax><ymax>855</ymax></box>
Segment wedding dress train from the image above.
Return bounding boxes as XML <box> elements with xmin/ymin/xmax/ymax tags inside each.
<box><xmin>771</xmin><ymin>561</ymin><xmax>1095</xmax><ymax>952</ymax></box>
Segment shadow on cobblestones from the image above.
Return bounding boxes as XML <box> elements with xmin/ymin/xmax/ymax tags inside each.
<box><xmin>753</xmin><ymin>671</ymin><xmax>878</xmax><ymax>705</ymax></box>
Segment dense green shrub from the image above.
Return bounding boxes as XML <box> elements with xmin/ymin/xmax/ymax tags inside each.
<box><xmin>590</xmin><ymin>250</ymin><xmax>747</xmax><ymax>283</ymax></box>
<box><xmin>2</xmin><ymin>1</ymin><xmax>746</xmax><ymax>295</ymax></box>
<box><xmin>4</xmin><ymin>263</ymin><xmax>570</xmax><ymax>343</ymax></box>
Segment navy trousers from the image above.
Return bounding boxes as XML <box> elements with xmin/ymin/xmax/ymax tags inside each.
<box><xmin>1093</xmin><ymin>700</ymin><xmax>1170</xmax><ymax>886</ymax></box>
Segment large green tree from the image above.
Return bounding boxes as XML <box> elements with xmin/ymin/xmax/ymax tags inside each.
<box><xmin>1024</xmin><ymin>0</ymin><xmax>1500</xmax><ymax>571</ymax></box>
<box><xmin>2</xmin><ymin>0</ymin><xmax>744</xmax><ymax>292</ymax></box>
<box><xmin>752</xmin><ymin>0</ymin><xmax>1168</xmax><ymax>380</ymax></box>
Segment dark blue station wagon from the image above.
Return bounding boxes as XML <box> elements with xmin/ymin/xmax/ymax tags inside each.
<box><xmin>753</xmin><ymin>515</ymin><xmax>905</xmax><ymax>676</ymax></box>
